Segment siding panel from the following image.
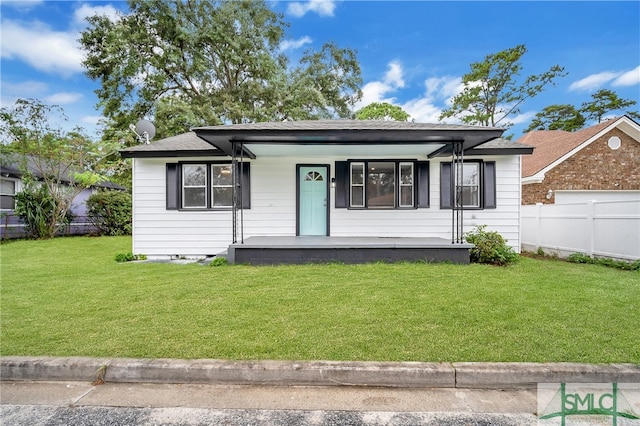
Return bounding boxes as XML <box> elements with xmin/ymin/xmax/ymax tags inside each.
<box><xmin>131</xmin><ymin>155</ymin><xmax>523</xmax><ymax>256</ymax></box>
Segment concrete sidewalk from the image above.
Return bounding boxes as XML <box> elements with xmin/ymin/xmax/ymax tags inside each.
<box><xmin>2</xmin><ymin>357</ymin><xmax>639</xmax><ymax>389</ymax></box>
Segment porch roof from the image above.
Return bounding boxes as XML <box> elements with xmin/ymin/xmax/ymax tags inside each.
<box><xmin>193</xmin><ymin>120</ymin><xmax>505</xmax><ymax>159</ymax></box>
<box><xmin>120</xmin><ymin>120</ymin><xmax>535</xmax><ymax>159</ymax></box>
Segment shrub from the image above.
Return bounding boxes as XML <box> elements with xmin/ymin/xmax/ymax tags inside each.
<box><xmin>114</xmin><ymin>252</ymin><xmax>146</xmax><ymax>262</ymax></box>
<box><xmin>87</xmin><ymin>191</ymin><xmax>132</xmax><ymax>236</ymax></box>
<box><xmin>210</xmin><ymin>256</ymin><xmax>228</xmax><ymax>267</ymax></box>
<box><xmin>464</xmin><ymin>225</ymin><xmax>519</xmax><ymax>266</ymax></box>
<box><xmin>567</xmin><ymin>253</ymin><xmax>640</xmax><ymax>271</ymax></box>
<box><xmin>566</xmin><ymin>252</ymin><xmax>592</xmax><ymax>264</ymax></box>
<box><xmin>14</xmin><ymin>184</ymin><xmax>72</xmax><ymax>239</ymax></box>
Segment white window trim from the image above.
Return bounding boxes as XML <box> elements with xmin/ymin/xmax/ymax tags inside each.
<box><xmin>458</xmin><ymin>162</ymin><xmax>480</xmax><ymax>208</ymax></box>
<box><xmin>0</xmin><ymin>177</ymin><xmax>21</xmax><ymax>211</ymax></box>
<box><xmin>350</xmin><ymin>162</ymin><xmax>365</xmax><ymax>207</ymax></box>
<box><xmin>210</xmin><ymin>164</ymin><xmax>233</xmax><ymax>208</ymax></box>
<box><xmin>399</xmin><ymin>162</ymin><xmax>414</xmax><ymax>208</ymax></box>
<box><xmin>182</xmin><ymin>164</ymin><xmax>207</xmax><ymax>209</ymax></box>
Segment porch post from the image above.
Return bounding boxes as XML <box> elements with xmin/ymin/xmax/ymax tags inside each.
<box><xmin>239</xmin><ymin>141</ymin><xmax>245</xmax><ymax>244</ymax></box>
<box><xmin>231</xmin><ymin>142</ymin><xmax>238</xmax><ymax>244</ymax></box>
<box><xmin>452</xmin><ymin>141</ymin><xmax>464</xmax><ymax>244</ymax></box>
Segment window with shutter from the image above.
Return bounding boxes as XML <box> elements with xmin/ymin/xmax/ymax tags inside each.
<box><xmin>440</xmin><ymin>160</ymin><xmax>496</xmax><ymax>210</ymax></box>
<box><xmin>335</xmin><ymin>160</ymin><xmax>429</xmax><ymax>209</ymax></box>
<box><xmin>166</xmin><ymin>162</ymin><xmax>250</xmax><ymax>210</ymax></box>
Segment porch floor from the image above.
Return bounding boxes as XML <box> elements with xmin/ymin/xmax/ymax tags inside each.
<box><xmin>227</xmin><ymin>236</ymin><xmax>472</xmax><ymax>265</ymax></box>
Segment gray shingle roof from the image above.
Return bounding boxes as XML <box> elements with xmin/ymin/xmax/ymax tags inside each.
<box><xmin>195</xmin><ymin>120</ymin><xmax>502</xmax><ymax>132</ymax></box>
<box><xmin>469</xmin><ymin>138</ymin><xmax>534</xmax><ymax>155</ymax></box>
<box><xmin>120</xmin><ymin>132</ymin><xmax>222</xmax><ymax>158</ymax></box>
<box><xmin>121</xmin><ymin>121</ymin><xmax>524</xmax><ymax>158</ymax></box>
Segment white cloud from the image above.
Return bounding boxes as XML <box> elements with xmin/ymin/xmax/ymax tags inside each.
<box><xmin>0</xmin><ymin>80</ymin><xmax>49</xmax><ymax>98</ymax></box>
<box><xmin>81</xmin><ymin>115</ymin><xmax>103</xmax><ymax>126</ymax></box>
<box><xmin>0</xmin><ymin>80</ymin><xmax>50</xmax><ymax>108</ymax></box>
<box><xmin>1</xmin><ymin>0</ymin><xmax>44</xmax><ymax>12</ymax></box>
<box><xmin>357</xmin><ymin>61</ymin><xmax>406</xmax><ymax>109</ymax></box>
<box><xmin>74</xmin><ymin>3</ymin><xmax>120</xmax><ymax>24</ymax></box>
<box><xmin>424</xmin><ymin>76</ymin><xmax>462</xmax><ymax>104</ymax></box>
<box><xmin>0</xmin><ymin>19</ymin><xmax>84</xmax><ymax>75</ymax></box>
<box><xmin>45</xmin><ymin>92</ymin><xmax>83</xmax><ymax>105</ymax></box>
<box><xmin>612</xmin><ymin>65</ymin><xmax>640</xmax><ymax>87</ymax></box>
<box><xmin>401</xmin><ymin>97</ymin><xmax>442</xmax><ymax>123</ymax></box>
<box><xmin>287</xmin><ymin>0</ymin><xmax>336</xmax><ymax>17</ymax></box>
<box><xmin>402</xmin><ymin>76</ymin><xmax>461</xmax><ymax>123</ymax></box>
<box><xmin>569</xmin><ymin>71</ymin><xmax>621</xmax><ymax>92</ymax></box>
<box><xmin>280</xmin><ymin>36</ymin><xmax>313</xmax><ymax>51</ymax></box>
<box><xmin>383</xmin><ymin>61</ymin><xmax>404</xmax><ymax>89</ymax></box>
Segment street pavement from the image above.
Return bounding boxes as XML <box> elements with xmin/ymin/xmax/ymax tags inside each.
<box><xmin>1</xmin><ymin>381</ymin><xmax>538</xmax><ymax>425</ymax></box>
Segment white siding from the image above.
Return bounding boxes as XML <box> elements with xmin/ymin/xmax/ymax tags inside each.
<box><xmin>131</xmin><ymin>154</ymin><xmax>523</xmax><ymax>257</ymax></box>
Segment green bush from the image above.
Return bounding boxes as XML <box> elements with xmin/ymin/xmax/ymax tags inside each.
<box><xmin>210</xmin><ymin>256</ymin><xmax>228</xmax><ymax>267</ymax></box>
<box><xmin>566</xmin><ymin>253</ymin><xmax>592</xmax><ymax>264</ymax></box>
<box><xmin>87</xmin><ymin>191</ymin><xmax>132</xmax><ymax>236</ymax></box>
<box><xmin>567</xmin><ymin>253</ymin><xmax>639</xmax><ymax>271</ymax></box>
<box><xmin>114</xmin><ymin>252</ymin><xmax>146</xmax><ymax>262</ymax></box>
<box><xmin>464</xmin><ymin>225</ymin><xmax>519</xmax><ymax>266</ymax></box>
<box><xmin>14</xmin><ymin>184</ymin><xmax>72</xmax><ymax>239</ymax></box>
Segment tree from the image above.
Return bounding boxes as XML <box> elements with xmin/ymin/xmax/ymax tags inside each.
<box><xmin>0</xmin><ymin>99</ymin><xmax>103</xmax><ymax>238</ymax></box>
<box><xmin>80</xmin><ymin>0</ymin><xmax>362</xmax><ymax>138</ymax></box>
<box><xmin>580</xmin><ymin>89</ymin><xmax>640</xmax><ymax>123</ymax></box>
<box><xmin>524</xmin><ymin>104</ymin><xmax>585</xmax><ymax>132</ymax></box>
<box><xmin>355</xmin><ymin>102</ymin><xmax>410</xmax><ymax>121</ymax></box>
<box><xmin>439</xmin><ymin>44</ymin><xmax>566</xmax><ymax>129</ymax></box>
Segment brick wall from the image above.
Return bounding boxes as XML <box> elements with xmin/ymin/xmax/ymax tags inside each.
<box><xmin>522</xmin><ymin>128</ymin><xmax>640</xmax><ymax>205</ymax></box>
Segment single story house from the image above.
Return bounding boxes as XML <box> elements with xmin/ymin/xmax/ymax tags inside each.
<box><xmin>120</xmin><ymin>120</ymin><xmax>533</xmax><ymax>264</ymax></box>
<box><xmin>519</xmin><ymin>115</ymin><xmax>640</xmax><ymax>205</ymax></box>
<box><xmin>0</xmin><ymin>155</ymin><xmax>124</xmax><ymax>239</ymax></box>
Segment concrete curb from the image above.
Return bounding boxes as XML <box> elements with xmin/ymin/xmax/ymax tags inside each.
<box><xmin>1</xmin><ymin>357</ymin><xmax>639</xmax><ymax>389</ymax></box>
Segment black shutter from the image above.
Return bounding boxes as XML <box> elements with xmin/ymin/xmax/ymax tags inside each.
<box><xmin>416</xmin><ymin>161</ymin><xmax>429</xmax><ymax>208</ymax></box>
<box><xmin>483</xmin><ymin>161</ymin><xmax>496</xmax><ymax>209</ymax></box>
<box><xmin>335</xmin><ymin>161</ymin><xmax>349</xmax><ymax>208</ymax></box>
<box><xmin>166</xmin><ymin>163</ymin><xmax>180</xmax><ymax>210</ymax></box>
<box><xmin>440</xmin><ymin>162</ymin><xmax>452</xmax><ymax>209</ymax></box>
<box><xmin>236</xmin><ymin>162</ymin><xmax>251</xmax><ymax>209</ymax></box>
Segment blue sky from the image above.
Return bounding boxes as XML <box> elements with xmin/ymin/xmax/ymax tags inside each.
<box><xmin>1</xmin><ymin>0</ymin><xmax>639</xmax><ymax>140</ymax></box>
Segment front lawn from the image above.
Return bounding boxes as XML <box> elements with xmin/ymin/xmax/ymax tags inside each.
<box><xmin>1</xmin><ymin>236</ymin><xmax>638</xmax><ymax>363</ymax></box>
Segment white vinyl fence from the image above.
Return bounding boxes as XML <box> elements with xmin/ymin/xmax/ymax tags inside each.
<box><xmin>521</xmin><ymin>200</ymin><xmax>640</xmax><ymax>261</ymax></box>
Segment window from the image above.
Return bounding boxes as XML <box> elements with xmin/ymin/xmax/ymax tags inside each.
<box><xmin>440</xmin><ymin>161</ymin><xmax>496</xmax><ymax>210</ymax></box>
<box><xmin>399</xmin><ymin>163</ymin><xmax>414</xmax><ymax>207</ymax></box>
<box><xmin>211</xmin><ymin>164</ymin><xmax>233</xmax><ymax>207</ymax></box>
<box><xmin>182</xmin><ymin>164</ymin><xmax>207</xmax><ymax>208</ymax></box>
<box><xmin>350</xmin><ymin>163</ymin><xmax>364</xmax><ymax>207</ymax></box>
<box><xmin>335</xmin><ymin>160</ymin><xmax>429</xmax><ymax>209</ymax></box>
<box><xmin>166</xmin><ymin>162</ymin><xmax>250</xmax><ymax>210</ymax></box>
<box><xmin>459</xmin><ymin>163</ymin><xmax>480</xmax><ymax>208</ymax></box>
<box><xmin>0</xmin><ymin>178</ymin><xmax>17</xmax><ymax>210</ymax></box>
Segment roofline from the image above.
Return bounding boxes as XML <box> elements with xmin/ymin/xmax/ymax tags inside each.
<box><xmin>194</xmin><ymin>127</ymin><xmax>505</xmax><ymax>158</ymax></box>
<box><xmin>120</xmin><ymin>149</ymin><xmax>226</xmax><ymax>159</ymax></box>
<box><xmin>464</xmin><ymin>147</ymin><xmax>534</xmax><ymax>156</ymax></box>
<box><xmin>529</xmin><ymin>115</ymin><xmax>640</xmax><ymax>178</ymax></box>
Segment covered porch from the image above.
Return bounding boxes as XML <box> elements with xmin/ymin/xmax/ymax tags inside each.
<box><xmin>226</xmin><ymin>236</ymin><xmax>472</xmax><ymax>265</ymax></box>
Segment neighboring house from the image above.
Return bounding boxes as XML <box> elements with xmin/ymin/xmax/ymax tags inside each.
<box><xmin>519</xmin><ymin>116</ymin><xmax>640</xmax><ymax>205</ymax></box>
<box><xmin>120</xmin><ymin>120</ymin><xmax>533</xmax><ymax>264</ymax></box>
<box><xmin>0</xmin><ymin>156</ymin><xmax>124</xmax><ymax>239</ymax></box>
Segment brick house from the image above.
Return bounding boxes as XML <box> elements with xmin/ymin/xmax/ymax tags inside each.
<box><xmin>519</xmin><ymin>116</ymin><xmax>640</xmax><ymax>205</ymax></box>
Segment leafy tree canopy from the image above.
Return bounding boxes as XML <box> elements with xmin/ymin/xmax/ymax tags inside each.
<box><xmin>80</xmin><ymin>0</ymin><xmax>363</xmax><ymax>139</ymax></box>
<box><xmin>439</xmin><ymin>44</ymin><xmax>566</xmax><ymax>129</ymax></box>
<box><xmin>0</xmin><ymin>99</ymin><xmax>106</xmax><ymax>238</ymax></box>
<box><xmin>580</xmin><ymin>89</ymin><xmax>640</xmax><ymax>123</ymax></box>
<box><xmin>524</xmin><ymin>104</ymin><xmax>585</xmax><ymax>132</ymax></box>
<box><xmin>355</xmin><ymin>102</ymin><xmax>410</xmax><ymax>121</ymax></box>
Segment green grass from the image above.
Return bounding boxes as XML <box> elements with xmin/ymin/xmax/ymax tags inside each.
<box><xmin>1</xmin><ymin>236</ymin><xmax>639</xmax><ymax>363</ymax></box>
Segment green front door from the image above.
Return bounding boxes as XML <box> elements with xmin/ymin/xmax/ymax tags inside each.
<box><xmin>298</xmin><ymin>166</ymin><xmax>328</xmax><ymax>236</ymax></box>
